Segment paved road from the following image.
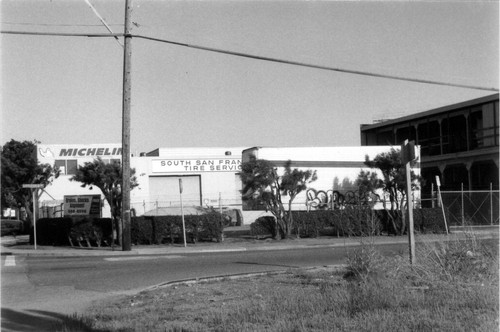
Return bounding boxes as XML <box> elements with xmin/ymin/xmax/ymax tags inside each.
<box><xmin>0</xmin><ymin>242</ymin><xmax>410</xmax><ymax>331</ymax></box>
<box><xmin>1</xmin><ymin>231</ymin><xmax>497</xmax><ymax>332</ymax></box>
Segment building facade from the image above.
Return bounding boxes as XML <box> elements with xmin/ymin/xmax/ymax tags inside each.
<box><xmin>37</xmin><ymin>144</ymin><xmax>415</xmax><ymax>223</ymax></box>
<box><xmin>37</xmin><ymin>144</ymin><xmax>245</xmax><ymax>220</ymax></box>
<box><xmin>242</xmin><ymin>146</ymin><xmax>419</xmax><ymax>211</ymax></box>
<box><xmin>360</xmin><ymin>94</ymin><xmax>499</xmax><ymax>196</ymax></box>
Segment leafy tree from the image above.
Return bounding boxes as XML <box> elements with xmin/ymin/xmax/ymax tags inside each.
<box><xmin>71</xmin><ymin>157</ymin><xmax>138</xmax><ymax>245</ymax></box>
<box><xmin>1</xmin><ymin>139</ymin><xmax>59</xmax><ymax>226</ymax></box>
<box><xmin>355</xmin><ymin>148</ymin><xmax>421</xmax><ymax>235</ymax></box>
<box><xmin>240</xmin><ymin>158</ymin><xmax>317</xmax><ymax>239</ymax></box>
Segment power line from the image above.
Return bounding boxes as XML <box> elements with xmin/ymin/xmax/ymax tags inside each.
<box><xmin>83</xmin><ymin>0</ymin><xmax>123</xmax><ymax>48</ymax></box>
<box><xmin>1</xmin><ymin>21</ymin><xmax>122</xmax><ymax>27</ymax></box>
<box><xmin>134</xmin><ymin>34</ymin><xmax>499</xmax><ymax>92</ymax></box>
<box><xmin>1</xmin><ymin>30</ymin><xmax>121</xmax><ymax>38</ymax></box>
<box><xmin>1</xmin><ymin>29</ymin><xmax>498</xmax><ymax>92</ymax></box>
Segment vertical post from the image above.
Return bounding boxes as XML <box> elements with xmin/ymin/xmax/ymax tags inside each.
<box><xmin>405</xmin><ymin>158</ymin><xmax>415</xmax><ymax>264</ymax></box>
<box><xmin>490</xmin><ymin>183</ymin><xmax>493</xmax><ymax>225</ymax></box>
<box><xmin>436</xmin><ymin>176</ymin><xmax>449</xmax><ymax>234</ymax></box>
<box><xmin>32</xmin><ymin>189</ymin><xmax>37</xmax><ymax>250</ymax></box>
<box><xmin>401</xmin><ymin>140</ymin><xmax>415</xmax><ymax>265</ymax></box>
<box><xmin>219</xmin><ymin>192</ymin><xmax>222</xmax><ymax>215</ymax></box>
<box><xmin>461</xmin><ymin>182</ymin><xmax>464</xmax><ymax>226</ymax></box>
<box><xmin>179</xmin><ymin>179</ymin><xmax>186</xmax><ymax>247</ymax></box>
<box><xmin>121</xmin><ymin>0</ymin><xmax>133</xmax><ymax>251</ymax></box>
<box><xmin>431</xmin><ymin>183</ymin><xmax>435</xmax><ymax>208</ymax></box>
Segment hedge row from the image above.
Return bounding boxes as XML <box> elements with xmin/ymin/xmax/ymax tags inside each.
<box><xmin>32</xmin><ymin>217</ymin><xmax>113</xmax><ymax>247</ymax></box>
<box><xmin>250</xmin><ymin>208</ymin><xmax>447</xmax><ymax>238</ymax></box>
<box><xmin>131</xmin><ymin>213</ymin><xmax>224</xmax><ymax>245</ymax></box>
<box><xmin>32</xmin><ymin>212</ymin><xmax>225</xmax><ymax>247</ymax></box>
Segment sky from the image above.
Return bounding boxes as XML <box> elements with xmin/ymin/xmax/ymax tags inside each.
<box><xmin>1</xmin><ymin>0</ymin><xmax>498</xmax><ymax>154</ymax></box>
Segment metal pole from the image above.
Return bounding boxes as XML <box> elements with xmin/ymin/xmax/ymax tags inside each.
<box><xmin>402</xmin><ymin>140</ymin><xmax>415</xmax><ymax>265</ymax></box>
<box><xmin>490</xmin><ymin>183</ymin><xmax>493</xmax><ymax>225</ymax></box>
<box><xmin>461</xmin><ymin>182</ymin><xmax>464</xmax><ymax>226</ymax></box>
<box><xmin>436</xmin><ymin>176</ymin><xmax>449</xmax><ymax>234</ymax></box>
<box><xmin>431</xmin><ymin>183</ymin><xmax>435</xmax><ymax>208</ymax></box>
<box><xmin>33</xmin><ymin>190</ymin><xmax>37</xmax><ymax>250</ymax></box>
<box><xmin>179</xmin><ymin>179</ymin><xmax>186</xmax><ymax>247</ymax></box>
<box><xmin>219</xmin><ymin>192</ymin><xmax>222</xmax><ymax>215</ymax></box>
<box><xmin>405</xmin><ymin>162</ymin><xmax>415</xmax><ymax>264</ymax></box>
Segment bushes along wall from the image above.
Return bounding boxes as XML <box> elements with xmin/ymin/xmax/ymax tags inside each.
<box><xmin>249</xmin><ymin>208</ymin><xmax>447</xmax><ymax>238</ymax></box>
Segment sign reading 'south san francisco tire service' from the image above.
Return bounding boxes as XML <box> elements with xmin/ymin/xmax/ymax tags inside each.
<box><xmin>152</xmin><ymin>159</ymin><xmax>242</xmax><ymax>173</ymax></box>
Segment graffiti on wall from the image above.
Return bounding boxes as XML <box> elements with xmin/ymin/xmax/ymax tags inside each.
<box><xmin>306</xmin><ymin>188</ymin><xmax>381</xmax><ymax>210</ymax></box>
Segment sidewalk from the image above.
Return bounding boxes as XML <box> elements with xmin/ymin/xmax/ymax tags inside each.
<box><xmin>1</xmin><ymin>226</ymin><xmax>498</xmax><ymax>257</ymax></box>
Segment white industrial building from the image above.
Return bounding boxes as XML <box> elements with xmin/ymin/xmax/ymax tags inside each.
<box><xmin>37</xmin><ymin>144</ymin><xmax>419</xmax><ymax>224</ymax></box>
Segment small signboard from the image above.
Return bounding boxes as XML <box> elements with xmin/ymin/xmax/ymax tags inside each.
<box><xmin>63</xmin><ymin>195</ymin><xmax>101</xmax><ymax>217</ymax></box>
<box><xmin>22</xmin><ymin>184</ymin><xmax>44</xmax><ymax>189</ymax></box>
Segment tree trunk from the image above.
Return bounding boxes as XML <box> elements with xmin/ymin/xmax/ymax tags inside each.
<box><xmin>399</xmin><ymin>193</ymin><xmax>407</xmax><ymax>235</ymax></box>
<box><xmin>286</xmin><ymin>195</ymin><xmax>296</xmax><ymax>239</ymax></box>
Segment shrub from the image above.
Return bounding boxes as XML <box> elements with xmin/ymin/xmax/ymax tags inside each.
<box><xmin>131</xmin><ymin>212</ymin><xmax>225</xmax><ymax>245</ymax></box>
<box><xmin>344</xmin><ymin>241</ymin><xmax>387</xmax><ymax>283</ymax></box>
<box><xmin>1</xmin><ymin>219</ymin><xmax>24</xmax><ymax>236</ymax></box>
<box><xmin>33</xmin><ymin>217</ymin><xmax>113</xmax><ymax>247</ymax></box>
<box><xmin>250</xmin><ymin>216</ymin><xmax>277</xmax><ymax>239</ymax></box>
<box><xmin>33</xmin><ymin>218</ymin><xmax>73</xmax><ymax>246</ymax></box>
<box><xmin>196</xmin><ymin>212</ymin><xmax>225</xmax><ymax>241</ymax></box>
<box><xmin>222</xmin><ymin>209</ymin><xmax>244</xmax><ymax>226</ymax></box>
<box><xmin>68</xmin><ymin>218</ymin><xmax>113</xmax><ymax>247</ymax></box>
<box><xmin>131</xmin><ymin>216</ymin><xmax>154</xmax><ymax>245</ymax></box>
<box><xmin>291</xmin><ymin>209</ymin><xmax>384</xmax><ymax>238</ymax></box>
<box><xmin>292</xmin><ymin>211</ymin><xmax>330</xmax><ymax>238</ymax></box>
<box><xmin>410</xmin><ymin>233</ymin><xmax>499</xmax><ymax>284</ymax></box>
<box><xmin>414</xmin><ymin>208</ymin><xmax>447</xmax><ymax>233</ymax></box>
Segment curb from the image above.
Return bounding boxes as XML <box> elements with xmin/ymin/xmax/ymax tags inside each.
<box><xmin>143</xmin><ymin>264</ymin><xmax>348</xmax><ymax>291</ymax></box>
<box><xmin>1</xmin><ymin>232</ymin><xmax>498</xmax><ymax>257</ymax></box>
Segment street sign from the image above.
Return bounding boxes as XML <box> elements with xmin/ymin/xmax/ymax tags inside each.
<box><xmin>22</xmin><ymin>184</ymin><xmax>44</xmax><ymax>189</ymax></box>
<box><xmin>22</xmin><ymin>184</ymin><xmax>43</xmax><ymax>250</ymax></box>
<box><xmin>401</xmin><ymin>140</ymin><xmax>416</xmax><ymax>164</ymax></box>
<box><xmin>435</xmin><ymin>176</ymin><xmax>441</xmax><ymax>187</ymax></box>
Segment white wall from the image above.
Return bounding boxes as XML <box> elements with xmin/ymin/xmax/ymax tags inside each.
<box><xmin>242</xmin><ymin>146</ymin><xmax>421</xmax><ymax>211</ymax></box>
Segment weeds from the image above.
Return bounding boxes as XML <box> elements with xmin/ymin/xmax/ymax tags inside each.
<box><xmin>59</xmin><ymin>232</ymin><xmax>498</xmax><ymax>332</ymax></box>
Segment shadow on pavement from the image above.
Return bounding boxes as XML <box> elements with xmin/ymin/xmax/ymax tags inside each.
<box><xmin>0</xmin><ymin>308</ymin><xmax>102</xmax><ymax>332</ymax></box>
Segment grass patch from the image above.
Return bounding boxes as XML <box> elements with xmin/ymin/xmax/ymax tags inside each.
<box><xmin>60</xmin><ymin>236</ymin><xmax>499</xmax><ymax>332</ymax></box>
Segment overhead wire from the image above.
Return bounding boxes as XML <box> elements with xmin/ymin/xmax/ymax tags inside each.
<box><xmin>0</xmin><ymin>29</ymin><xmax>498</xmax><ymax>92</ymax></box>
<box><xmin>0</xmin><ymin>21</ymin><xmax>122</xmax><ymax>27</ymax></box>
<box><xmin>83</xmin><ymin>0</ymin><xmax>123</xmax><ymax>48</ymax></box>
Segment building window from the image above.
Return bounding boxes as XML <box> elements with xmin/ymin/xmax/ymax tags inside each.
<box><xmin>417</xmin><ymin>120</ymin><xmax>440</xmax><ymax>157</ymax></box>
<box><xmin>55</xmin><ymin>159</ymin><xmax>78</xmax><ymax>175</ymax></box>
<box><xmin>443</xmin><ymin>164</ymin><xmax>468</xmax><ymax>190</ymax></box>
<box><xmin>442</xmin><ymin>114</ymin><xmax>467</xmax><ymax>154</ymax></box>
<box><xmin>470</xmin><ymin>161</ymin><xmax>499</xmax><ymax>190</ymax></box>
<box><xmin>395</xmin><ymin>124</ymin><xmax>416</xmax><ymax>144</ymax></box>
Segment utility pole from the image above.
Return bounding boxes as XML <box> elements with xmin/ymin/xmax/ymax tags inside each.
<box><xmin>121</xmin><ymin>0</ymin><xmax>132</xmax><ymax>251</ymax></box>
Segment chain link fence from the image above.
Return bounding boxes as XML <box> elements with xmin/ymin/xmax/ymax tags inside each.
<box><xmin>431</xmin><ymin>188</ymin><xmax>499</xmax><ymax>226</ymax></box>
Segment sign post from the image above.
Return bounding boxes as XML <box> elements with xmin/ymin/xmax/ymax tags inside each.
<box><xmin>401</xmin><ymin>140</ymin><xmax>416</xmax><ymax>264</ymax></box>
<box><xmin>22</xmin><ymin>184</ymin><xmax>44</xmax><ymax>250</ymax></box>
<box><xmin>179</xmin><ymin>179</ymin><xmax>187</xmax><ymax>247</ymax></box>
<box><xmin>435</xmin><ymin>176</ymin><xmax>449</xmax><ymax>234</ymax></box>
